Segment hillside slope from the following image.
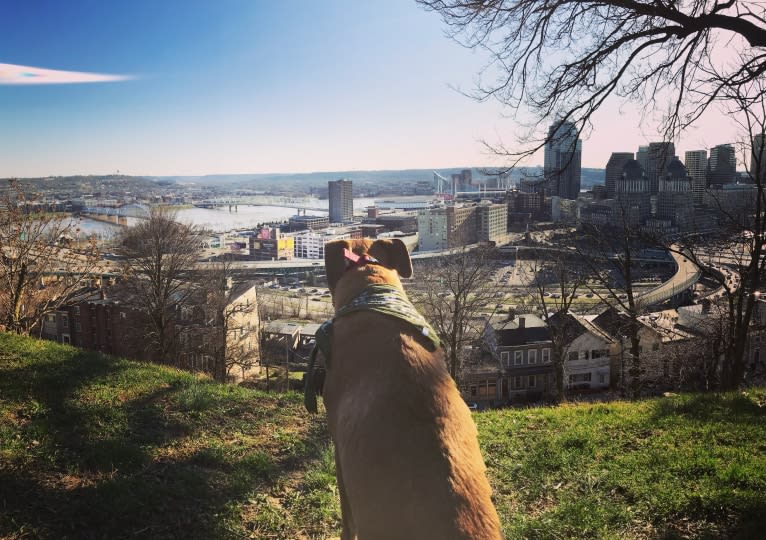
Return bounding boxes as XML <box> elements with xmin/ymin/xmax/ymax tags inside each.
<box><xmin>1</xmin><ymin>333</ymin><xmax>765</xmax><ymax>539</ymax></box>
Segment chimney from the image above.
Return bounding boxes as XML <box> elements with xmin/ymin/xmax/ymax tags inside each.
<box><xmin>518</xmin><ymin>316</ymin><xmax>525</xmax><ymax>329</ymax></box>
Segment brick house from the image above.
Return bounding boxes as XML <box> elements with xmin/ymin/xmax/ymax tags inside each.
<box><xmin>41</xmin><ymin>280</ymin><xmax>260</xmax><ymax>382</ymax></box>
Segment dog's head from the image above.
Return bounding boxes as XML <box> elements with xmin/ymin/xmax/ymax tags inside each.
<box><xmin>324</xmin><ymin>238</ymin><xmax>413</xmax><ymax>308</ymax></box>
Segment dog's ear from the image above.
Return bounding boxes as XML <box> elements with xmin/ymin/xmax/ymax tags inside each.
<box><xmin>325</xmin><ymin>239</ymin><xmax>353</xmax><ymax>292</ymax></box>
<box><xmin>369</xmin><ymin>238</ymin><xmax>413</xmax><ymax>278</ymax></box>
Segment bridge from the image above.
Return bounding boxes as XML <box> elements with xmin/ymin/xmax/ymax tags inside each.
<box><xmin>194</xmin><ymin>196</ymin><xmax>330</xmax><ymax>214</ymax></box>
<box><xmin>80</xmin><ymin>204</ymin><xmax>151</xmax><ymax>226</ymax></box>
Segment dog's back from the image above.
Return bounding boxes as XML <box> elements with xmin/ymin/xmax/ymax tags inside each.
<box><xmin>321</xmin><ymin>239</ymin><xmax>503</xmax><ymax>540</ymax></box>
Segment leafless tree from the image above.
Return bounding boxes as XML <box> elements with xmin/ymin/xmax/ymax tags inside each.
<box><xmin>410</xmin><ymin>247</ymin><xmax>501</xmax><ymax>385</ymax></box>
<box><xmin>202</xmin><ymin>258</ymin><xmax>259</xmax><ymax>382</ymax></box>
<box><xmin>670</xmin><ymin>75</ymin><xmax>766</xmax><ymax>389</ymax></box>
<box><xmin>116</xmin><ymin>208</ymin><xmax>201</xmax><ymax>364</ymax></box>
<box><xmin>576</xmin><ymin>206</ymin><xmax>647</xmax><ymax>398</ymax></box>
<box><xmin>0</xmin><ymin>180</ymin><xmax>100</xmax><ymax>335</ymax></box>
<box><xmin>668</xmin><ymin>300</ymin><xmax>727</xmax><ymax>390</ymax></box>
<box><xmin>419</xmin><ymin>0</ymin><xmax>766</xmax><ymax>163</ymax></box>
<box><xmin>523</xmin><ymin>250</ymin><xmax>587</xmax><ymax>401</ymax></box>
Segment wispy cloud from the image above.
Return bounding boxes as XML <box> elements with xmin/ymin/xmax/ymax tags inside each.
<box><xmin>0</xmin><ymin>63</ymin><xmax>134</xmax><ymax>85</ymax></box>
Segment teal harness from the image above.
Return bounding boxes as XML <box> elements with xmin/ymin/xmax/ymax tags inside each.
<box><xmin>304</xmin><ymin>284</ymin><xmax>440</xmax><ymax>413</ymax></box>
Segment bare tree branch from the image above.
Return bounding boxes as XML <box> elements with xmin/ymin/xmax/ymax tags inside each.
<box><xmin>419</xmin><ymin>0</ymin><xmax>766</xmax><ymax>164</ymax></box>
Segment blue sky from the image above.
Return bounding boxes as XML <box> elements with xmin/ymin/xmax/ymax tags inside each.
<box><xmin>0</xmin><ymin>0</ymin><xmax>739</xmax><ymax>177</ymax></box>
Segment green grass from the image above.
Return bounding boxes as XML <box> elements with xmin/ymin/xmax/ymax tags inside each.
<box><xmin>1</xmin><ymin>333</ymin><xmax>765</xmax><ymax>539</ymax></box>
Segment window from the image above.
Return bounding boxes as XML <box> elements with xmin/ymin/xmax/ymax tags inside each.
<box><xmin>528</xmin><ymin>375</ymin><xmax>536</xmax><ymax>388</ymax></box>
<box><xmin>120</xmin><ymin>312</ymin><xmax>126</xmax><ymax>319</ymax></box>
<box><xmin>542</xmin><ymin>348</ymin><xmax>550</xmax><ymax>363</ymax></box>
<box><xmin>598</xmin><ymin>373</ymin><xmax>606</xmax><ymax>384</ymax></box>
<box><xmin>512</xmin><ymin>376</ymin><xmax>524</xmax><ymax>389</ymax></box>
<box><xmin>568</xmin><ymin>351</ymin><xmax>578</xmax><ymax>361</ymax></box>
<box><xmin>568</xmin><ymin>373</ymin><xmax>592</xmax><ymax>383</ymax></box>
<box><xmin>514</xmin><ymin>351</ymin><xmax>523</xmax><ymax>365</ymax></box>
<box><xmin>73</xmin><ymin>306</ymin><xmax>80</xmax><ymax>316</ymax></box>
<box><xmin>75</xmin><ymin>321</ymin><xmax>82</xmax><ymax>332</ymax></box>
<box><xmin>470</xmin><ymin>386</ymin><xmax>477</xmax><ymax>397</ymax></box>
<box><xmin>501</xmin><ymin>351</ymin><xmax>509</xmax><ymax>367</ymax></box>
<box><xmin>61</xmin><ymin>334</ymin><xmax>70</xmax><ymax>345</ymax></box>
<box><xmin>528</xmin><ymin>350</ymin><xmax>537</xmax><ymax>364</ymax></box>
<box><xmin>61</xmin><ymin>316</ymin><xmax>69</xmax><ymax>329</ymax></box>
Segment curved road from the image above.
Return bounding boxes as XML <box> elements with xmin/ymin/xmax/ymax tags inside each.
<box><xmin>636</xmin><ymin>245</ymin><xmax>700</xmax><ymax>308</ymax></box>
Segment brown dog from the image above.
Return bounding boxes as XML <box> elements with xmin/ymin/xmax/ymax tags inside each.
<box><xmin>318</xmin><ymin>238</ymin><xmax>502</xmax><ymax>540</ymax></box>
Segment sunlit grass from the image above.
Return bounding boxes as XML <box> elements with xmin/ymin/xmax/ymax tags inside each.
<box><xmin>1</xmin><ymin>332</ymin><xmax>765</xmax><ymax>539</ymax></box>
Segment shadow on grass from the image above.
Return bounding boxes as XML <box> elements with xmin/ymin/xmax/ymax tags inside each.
<box><xmin>646</xmin><ymin>391</ymin><xmax>766</xmax><ymax>539</ymax></box>
<box><xmin>650</xmin><ymin>391</ymin><xmax>766</xmax><ymax>425</ymax></box>
<box><xmin>0</xmin><ymin>338</ymin><xmax>335</xmax><ymax>539</ymax></box>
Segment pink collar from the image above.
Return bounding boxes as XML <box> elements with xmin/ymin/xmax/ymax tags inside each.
<box><xmin>343</xmin><ymin>248</ymin><xmax>382</xmax><ymax>270</ymax></box>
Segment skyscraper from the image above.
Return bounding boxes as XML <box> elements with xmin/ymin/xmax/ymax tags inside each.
<box><xmin>709</xmin><ymin>143</ymin><xmax>736</xmax><ymax>172</ymax></box>
<box><xmin>646</xmin><ymin>142</ymin><xmax>676</xmax><ymax>195</ymax></box>
<box><xmin>605</xmin><ymin>152</ymin><xmax>634</xmax><ymax>199</ymax></box>
<box><xmin>544</xmin><ymin>121</ymin><xmax>582</xmax><ymax>200</ymax></box>
<box><xmin>615</xmin><ymin>159</ymin><xmax>650</xmax><ymax>227</ymax></box>
<box><xmin>329</xmin><ymin>179</ymin><xmax>353</xmax><ymax>223</ymax></box>
<box><xmin>684</xmin><ymin>150</ymin><xmax>707</xmax><ymax>204</ymax></box>
<box><xmin>657</xmin><ymin>158</ymin><xmax>694</xmax><ymax>232</ymax></box>
<box><xmin>636</xmin><ymin>146</ymin><xmax>649</xmax><ymax>171</ymax></box>
<box><xmin>708</xmin><ymin>144</ymin><xmax>737</xmax><ymax>187</ymax></box>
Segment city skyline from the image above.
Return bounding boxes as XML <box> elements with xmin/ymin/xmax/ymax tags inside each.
<box><xmin>1</xmin><ymin>0</ymin><xmax>745</xmax><ymax>178</ymax></box>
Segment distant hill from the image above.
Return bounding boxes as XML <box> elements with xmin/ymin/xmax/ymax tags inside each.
<box><xmin>152</xmin><ymin>167</ymin><xmax>522</xmax><ymax>190</ymax></box>
<box><xmin>2</xmin><ymin>174</ymin><xmax>160</xmax><ymax>196</ymax></box>
<box><xmin>7</xmin><ymin>167</ymin><xmax>606</xmax><ymax>194</ymax></box>
<box><xmin>1</xmin><ymin>332</ymin><xmax>764</xmax><ymax>538</ymax></box>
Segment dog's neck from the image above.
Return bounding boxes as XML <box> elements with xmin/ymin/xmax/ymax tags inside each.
<box><xmin>332</xmin><ymin>265</ymin><xmax>405</xmax><ymax>311</ymax></box>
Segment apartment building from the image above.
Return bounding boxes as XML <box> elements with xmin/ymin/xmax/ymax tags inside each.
<box><xmin>329</xmin><ymin>179</ymin><xmax>353</xmax><ymax>223</ymax></box>
<box><xmin>417</xmin><ymin>203</ymin><xmax>507</xmax><ymax>251</ymax></box>
<box><xmin>476</xmin><ymin>202</ymin><xmax>508</xmax><ymax>243</ymax></box>
<box><xmin>292</xmin><ymin>228</ymin><xmax>360</xmax><ymax>259</ymax></box>
<box><xmin>42</xmin><ymin>281</ymin><xmax>260</xmax><ymax>382</ymax></box>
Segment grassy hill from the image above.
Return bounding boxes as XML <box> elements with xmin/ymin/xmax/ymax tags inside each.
<box><xmin>1</xmin><ymin>334</ymin><xmax>765</xmax><ymax>539</ymax></box>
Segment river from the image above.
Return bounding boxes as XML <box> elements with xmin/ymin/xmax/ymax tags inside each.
<box><xmin>76</xmin><ymin>197</ymin><xmax>379</xmax><ymax>238</ymax></box>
